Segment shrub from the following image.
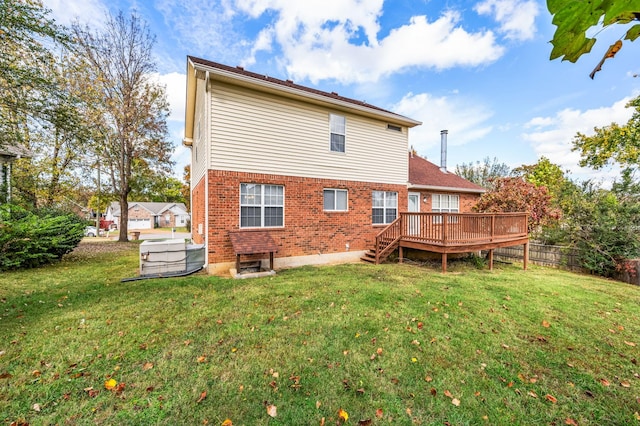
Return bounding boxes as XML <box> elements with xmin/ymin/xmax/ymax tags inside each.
<box><xmin>0</xmin><ymin>205</ymin><xmax>85</xmax><ymax>271</ymax></box>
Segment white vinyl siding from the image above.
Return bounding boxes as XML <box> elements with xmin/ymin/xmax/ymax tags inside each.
<box><xmin>208</xmin><ymin>82</ymin><xmax>408</xmax><ymax>185</ymax></box>
<box><xmin>323</xmin><ymin>189</ymin><xmax>348</xmax><ymax>211</ymax></box>
<box><xmin>191</xmin><ymin>77</ymin><xmax>208</xmax><ymax>185</ymax></box>
<box><xmin>372</xmin><ymin>191</ymin><xmax>397</xmax><ymax>225</ymax></box>
<box><xmin>240</xmin><ymin>183</ymin><xmax>284</xmax><ymax>228</ymax></box>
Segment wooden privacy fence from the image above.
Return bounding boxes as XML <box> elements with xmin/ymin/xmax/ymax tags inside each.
<box><xmin>494</xmin><ymin>243</ymin><xmax>583</xmax><ymax>272</ymax></box>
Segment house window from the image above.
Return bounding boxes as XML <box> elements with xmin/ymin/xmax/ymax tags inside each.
<box><xmin>323</xmin><ymin>189</ymin><xmax>348</xmax><ymax>211</ymax></box>
<box><xmin>432</xmin><ymin>194</ymin><xmax>459</xmax><ymax>223</ymax></box>
<box><xmin>240</xmin><ymin>183</ymin><xmax>284</xmax><ymax>228</ymax></box>
<box><xmin>372</xmin><ymin>191</ymin><xmax>397</xmax><ymax>224</ymax></box>
<box><xmin>330</xmin><ymin>114</ymin><xmax>346</xmax><ymax>153</ymax></box>
<box><xmin>432</xmin><ymin>194</ymin><xmax>459</xmax><ymax>212</ymax></box>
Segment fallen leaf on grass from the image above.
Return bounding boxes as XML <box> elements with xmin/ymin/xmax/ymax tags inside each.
<box><xmin>358</xmin><ymin>419</ymin><xmax>372</xmax><ymax>426</ymax></box>
<box><xmin>338</xmin><ymin>408</ymin><xmax>349</xmax><ymax>422</ymax></box>
<box><xmin>444</xmin><ymin>390</ymin><xmax>453</xmax><ymax>398</ymax></box>
<box><xmin>142</xmin><ymin>362</ymin><xmax>153</xmax><ymax>371</ymax></box>
<box><xmin>376</xmin><ymin>408</ymin><xmax>383</xmax><ymax>418</ymax></box>
<box><xmin>33</xmin><ymin>403</ymin><xmax>41</xmax><ymax>412</ymax></box>
<box><xmin>620</xmin><ymin>380</ymin><xmax>631</xmax><ymax>388</ymax></box>
<box><xmin>0</xmin><ymin>372</ymin><xmax>12</xmax><ymax>379</ymax></box>
<box><xmin>197</xmin><ymin>356</ymin><xmax>207</xmax><ymax>363</ymax></box>
<box><xmin>266</xmin><ymin>404</ymin><xmax>277</xmax><ymax>417</ymax></box>
<box><xmin>542</xmin><ymin>320</ymin><xmax>550</xmax><ymax>328</ymax></box>
<box><xmin>452</xmin><ymin>398</ymin><xmax>460</xmax><ymax>406</ymax></box>
<box><xmin>624</xmin><ymin>341</ymin><xmax>636</xmax><ymax>347</ymax></box>
<box><xmin>565</xmin><ymin>418</ymin><xmax>578</xmax><ymax>425</ymax></box>
<box><xmin>196</xmin><ymin>391</ymin><xmax>207</xmax><ymax>403</ymax></box>
<box><xmin>221</xmin><ymin>420</ymin><xmax>232</xmax><ymax>426</ymax></box>
<box><xmin>600</xmin><ymin>378</ymin><xmax>610</xmax><ymax>386</ymax></box>
<box><xmin>104</xmin><ymin>379</ymin><xmax>117</xmax><ymax>390</ymax></box>
<box><xmin>545</xmin><ymin>394</ymin><xmax>557</xmax><ymax>403</ymax></box>
<box><xmin>528</xmin><ymin>391</ymin><xmax>538</xmax><ymax>398</ymax></box>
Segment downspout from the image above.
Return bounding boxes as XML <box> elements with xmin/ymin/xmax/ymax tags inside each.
<box><xmin>204</xmin><ymin>70</ymin><xmax>210</xmax><ymax>270</ymax></box>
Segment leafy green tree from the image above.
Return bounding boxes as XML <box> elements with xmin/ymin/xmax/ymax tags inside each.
<box><xmin>573</xmin><ymin>95</ymin><xmax>640</xmax><ymax>172</ymax></box>
<box><xmin>547</xmin><ymin>1</ymin><xmax>640</xmax><ymax>78</ymax></box>
<box><xmin>454</xmin><ymin>157</ymin><xmax>510</xmax><ymax>189</ymax></box>
<box><xmin>565</xmin><ymin>181</ymin><xmax>640</xmax><ymax>277</ymax></box>
<box><xmin>73</xmin><ymin>11</ymin><xmax>172</xmax><ymax>242</ymax></box>
<box><xmin>129</xmin><ymin>158</ymin><xmax>187</xmax><ymax>203</ymax></box>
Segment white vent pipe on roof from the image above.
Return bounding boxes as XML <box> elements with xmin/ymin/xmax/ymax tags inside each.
<box><xmin>440</xmin><ymin>130</ymin><xmax>448</xmax><ymax>173</ymax></box>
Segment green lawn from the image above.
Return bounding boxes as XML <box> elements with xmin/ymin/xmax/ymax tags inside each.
<box><xmin>1</xmin><ymin>243</ymin><xmax>639</xmax><ymax>425</ymax></box>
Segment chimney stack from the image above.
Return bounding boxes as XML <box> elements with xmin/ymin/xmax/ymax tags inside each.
<box><xmin>440</xmin><ymin>130</ymin><xmax>448</xmax><ymax>173</ymax></box>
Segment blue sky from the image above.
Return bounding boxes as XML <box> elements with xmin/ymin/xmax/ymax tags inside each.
<box><xmin>44</xmin><ymin>0</ymin><xmax>640</xmax><ymax>185</ymax></box>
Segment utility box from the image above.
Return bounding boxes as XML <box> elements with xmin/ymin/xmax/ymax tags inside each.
<box><xmin>140</xmin><ymin>239</ymin><xmax>186</xmax><ymax>276</ymax></box>
<box><xmin>186</xmin><ymin>244</ymin><xmax>206</xmax><ymax>272</ymax></box>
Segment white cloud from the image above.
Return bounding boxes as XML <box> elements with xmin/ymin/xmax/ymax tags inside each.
<box><xmin>43</xmin><ymin>0</ymin><xmax>107</xmax><ymax>26</ymax></box>
<box><xmin>474</xmin><ymin>0</ymin><xmax>539</xmax><ymax>41</ymax></box>
<box><xmin>393</xmin><ymin>92</ymin><xmax>494</xmax><ymax>155</ymax></box>
<box><xmin>522</xmin><ymin>97</ymin><xmax>634</xmax><ymax>182</ymax></box>
<box><xmin>238</xmin><ymin>2</ymin><xmax>505</xmax><ymax>83</ymax></box>
<box><xmin>150</xmin><ymin>72</ymin><xmax>186</xmax><ymax>123</ymax></box>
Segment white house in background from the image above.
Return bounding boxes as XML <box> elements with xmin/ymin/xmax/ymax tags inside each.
<box><xmin>106</xmin><ymin>201</ymin><xmax>190</xmax><ymax>230</ymax></box>
<box><xmin>1</xmin><ymin>144</ymin><xmax>31</xmax><ymax>203</ymax></box>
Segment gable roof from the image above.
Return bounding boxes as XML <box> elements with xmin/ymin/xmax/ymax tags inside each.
<box><xmin>0</xmin><ymin>144</ymin><xmax>32</xmax><ymax>159</ymax></box>
<box><xmin>409</xmin><ymin>153</ymin><xmax>486</xmax><ymax>194</ymax></box>
<box><xmin>184</xmin><ymin>56</ymin><xmax>421</xmax><ymax>144</ymax></box>
<box><xmin>108</xmin><ymin>201</ymin><xmax>188</xmax><ymax>217</ymax></box>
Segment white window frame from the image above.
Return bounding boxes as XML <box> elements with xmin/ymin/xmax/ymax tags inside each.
<box><xmin>432</xmin><ymin>194</ymin><xmax>459</xmax><ymax>223</ymax></box>
<box><xmin>372</xmin><ymin>191</ymin><xmax>398</xmax><ymax>225</ymax></box>
<box><xmin>323</xmin><ymin>189</ymin><xmax>348</xmax><ymax>211</ymax></box>
<box><xmin>240</xmin><ymin>183</ymin><xmax>285</xmax><ymax>228</ymax></box>
<box><xmin>329</xmin><ymin>114</ymin><xmax>346</xmax><ymax>153</ymax></box>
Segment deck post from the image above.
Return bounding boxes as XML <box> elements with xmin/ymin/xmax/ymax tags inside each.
<box><xmin>236</xmin><ymin>254</ymin><xmax>241</xmax><ymax>272</ymax></box>
<box><xmin>269</xmin><ymin>252</ymin><xmax>274</xmax><ymax>271</ymax></box>
<box><xmin>523</xmin><ymin>241</ymin><xmax>529</xmax><ymax>270</ymax></box>
<box><xmin>488</xmin><ymin>249</ymin><xmax>494</xmax><ymax>270</ymax></box>
<box><xmin>399</xmin><ymin>245</ymin><xmax>404</xmax><ymax>263</ymax></box>
<box><xmin>442</xmin><ymin>253</ymin><xmax>447</xmax><ymax>273</ymax></box>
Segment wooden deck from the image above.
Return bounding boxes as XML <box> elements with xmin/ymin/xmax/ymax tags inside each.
<box><xmin>365</xmin><ymin>212</ymin><xmax>529</xmax><ymax>272</ymax></box>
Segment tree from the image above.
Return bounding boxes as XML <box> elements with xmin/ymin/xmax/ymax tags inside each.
<box><xmin>73</xmin><ymin>11</ymin><xmax>172</xmax><ymax>242</ymax></box>
<box><xmin>512</xmin><ymin>157</ymin><xmax>570</xmax><ymax>203</ymax></box>
<box><xmin>128</xmin><ymin>158</ymin><xmax>187</xmax><ymax>203</ymax></box>
<box><xmin>473</xmin><ymin>177</ymin><xmax>561</xmax><ymax>233</ymax></box>
<box><xmin>547</xmin><ymin>1</ymin><xmax>640</xmax><ymax>78</ymax></box>
<box><xmin>0</xmin><ymin>0</ymin><xmax>79</xmax><ymax>143</ymax></box>
<box><xmin>181</xmin><ymin>165</ymin><xmax>190</xmax><ymax>210</ymax></box>
<box><xmin>454</xmin><ymin>157</ymin><xmax>510</xmax><ymax>189</ymax></box>
<box><xmin>573</xmin><ymin>95</ymin><xmax>640</xmax><ymax>172</ymax></box>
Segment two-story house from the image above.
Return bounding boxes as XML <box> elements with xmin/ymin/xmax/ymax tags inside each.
<box><xmin>184</xmin><ymin>56</ymin><xmax>422</xmax><ymax>275</ymax></box>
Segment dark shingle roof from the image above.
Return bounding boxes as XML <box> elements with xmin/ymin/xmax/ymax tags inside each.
<box><xmin>409</xmin><ymin>153</ymin><xmax>486</xmax><ymax>193</ymax></box>
<box><xmin>188</xmin><ymin>56</ymin><xmax>420</xmax><ymax>125</ymax></box>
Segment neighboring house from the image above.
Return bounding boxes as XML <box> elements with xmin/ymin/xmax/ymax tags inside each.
<box><xmin>106</xmin><ymin>201</ymin><xmax>190</xmax><ymax>229</ymax></box>
<box><xmin>407</xmin><ymin>133</ymin><xmax>486</xmax><ymax>215</ymax></box>
<box><xmin>184</xmin><ymin>56</ymin><xmax>422</xmax><ymax>275</ymax></box>
<box><xmin>0</xmin><ymin>144</ymin><xmax>31</xmax><ymax>203</ymax></box>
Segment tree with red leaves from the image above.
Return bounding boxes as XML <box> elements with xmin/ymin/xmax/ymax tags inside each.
<box><xmin>473</xmin><ymin>177</ymin><xmax>561</xmax><ymax>233</ymax></box>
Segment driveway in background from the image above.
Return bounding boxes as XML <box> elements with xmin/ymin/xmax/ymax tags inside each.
<box><xmin>107</xmin><ymin>229</ymin><xmax>192</xmax><ymax>241</ymax></box>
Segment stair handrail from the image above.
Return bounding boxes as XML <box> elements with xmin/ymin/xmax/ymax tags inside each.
<box><xmin>375</xmin><ymin>216</ymin><xmax>402</xmax><ymax>263</ymax></box>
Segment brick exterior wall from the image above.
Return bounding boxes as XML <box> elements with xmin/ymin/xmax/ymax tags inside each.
<box><xmin>412</xmin><ymin>190</ymin><xmax>481</xmax><ymax>212</ymax></box>
<box><xmin>128</xmin><ymin>207</ymin><xmax>154</xmax><ymax>223</ymax></box>
<box><xmin>204</xmin><ymin>170</ymin><xmax>407</xmax><ymax>266</ymax></box>
<box><xmin>192</xmin><ymin>177</ymin><xmax>206</xmax><ymax>244</ymax></box>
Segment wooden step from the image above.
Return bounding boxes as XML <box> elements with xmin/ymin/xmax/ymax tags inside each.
<box><xmin>360</xmin><ymin>250</ymin><xmax>377</xmax><ymax>263</ymax></box>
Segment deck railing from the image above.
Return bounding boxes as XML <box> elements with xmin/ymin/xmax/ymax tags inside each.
<box><xmin>374</xmin><ymin>212</ymin><xmax>528</xmax><ymax>262</ymax></box>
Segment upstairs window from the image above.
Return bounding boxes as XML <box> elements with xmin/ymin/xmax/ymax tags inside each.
<box><xmin>330</xmin><ymin>114</ymin><xmax>346</xmax><ymax>153</ymax></box>
<box><xmin>240</xmin><ymin>183</ymin><xmax>284</xmax><ymax>228</ymax></box>
<box><xmin>323</xmin><ymin>189</ymin><xmax>348</xmax><ymax>211</ymax></box>
<box><xmin>372</xmin><ymin>191</ymin><xmax>397</xmax><ymax>224</ymax></box>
